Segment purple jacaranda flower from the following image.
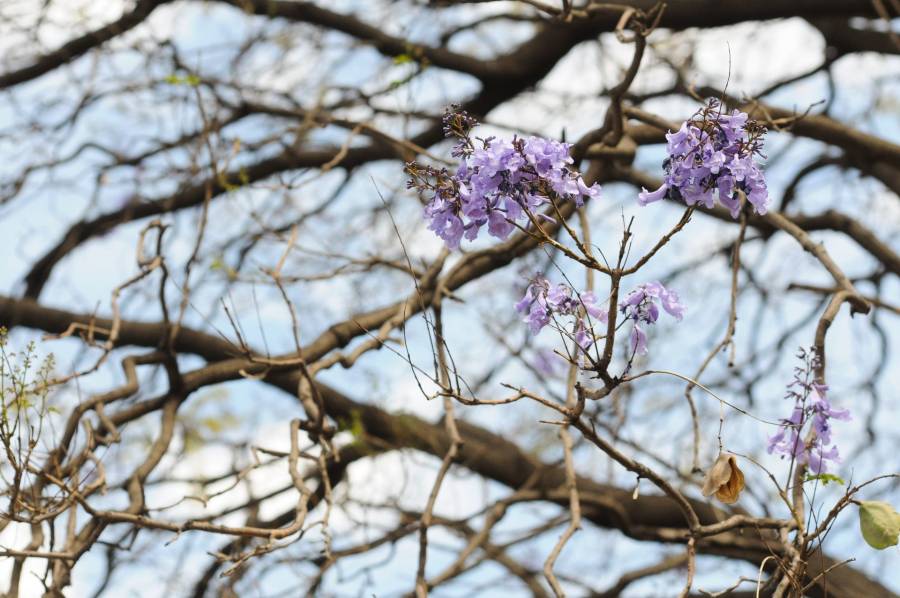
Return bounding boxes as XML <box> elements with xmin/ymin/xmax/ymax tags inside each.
<box><xmin>665</xmin><ymin>123</ymin><xmax>694</xmax><ymax>154</ymax></box>
<box><xmin>637</xmin><ymin>100</ymin><xmax>769</xmax><ymax>218</ymax></box>
<box><xmin>574</xmin><ymin>320</ymin><xmax>593</xmax><ymax>351</ymax></box>
<box><xmin>766</xmin><ymin>428</ymin><xmax>786</xmax><ymax>454</ymax></box>
<box><xmin>767</xmin><ymin>406</ymin><xmax>806</xmax><ymax>458</ymax></box>
<box><xmin>767</xmin><ymin>349</ymin><xmax>850</xmax><ymax>474</ymax></box>
<box><xmin>580</xmin><ymin>291</ymin><xmax>608</xmax><ymax>321</ymax></box>
<box><xmin>487</xmin><ymin>209</ymin><xmax>514</xmax><ymax>239</ymax></box>
<box><xmin>807</xmin><ymin>445</ymin><xmax>841</xmax><ymax>475</ymax></box>
<box><xmin>408</xmin><ymin>108</ymin><xmax>601</xmax><ymax>248</ymax></box>
<box><xmin>808</xmin><ymin>384</ymin><xmax>851</xmax><ymax>444</ymax></box>
<box><xmin>425</xmin><ymin>200</ymin><xmax>464</xmax><ymax>249</ymax></box>
<box><xmin>618</xmin><ymin>281</ymin><xmax>685</xmax><ymax>356</ymax></box>
<box><xmin>515</xmin><ymin>274</ymin><xmax>608</xmax><ymax>351</ymax></box>
<box><xmin>532</xmin><ymin>347</ymin><xmax>564</xmax><ymax>377</ymax></box>
<box><xmin>638</xmin><ymin>183</ymin><xmax>669</xmax><ymax>206</ymax></box>
<box><xmin>528</xmin><ymin>305</ymin><xmax>551</xmax><ymax>335</ymax></box>
<box><xmin>629</xmin><ymin>324</ymin><xmax>648</xmax><ymax>355</ymax></box>
<box><xmin>659</xmin><ymin>287</ymin><xmax>685</xmax><ymax>320</ymax></box>
<box><xmin>515</xmin><ymin>275</ymin><xmax>551</xmax><ymax>334</ymax></box>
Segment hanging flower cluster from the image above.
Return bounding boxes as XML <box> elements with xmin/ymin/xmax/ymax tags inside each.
<box><xmin>406</xmin><ymin>108</ymin><xmax>600</xmax><ymax>249</ymax></box>
<box><xmin>767</xmin><ymin>348</ymin><xmax>851</xmax><ymax>474</ymax></box>
<box><xmin>638</xmin><ymin>99</ymin><xmax>769</xmax><ymax>217</ymax></box>
<box><xmin>619</xmin><ymin>281</ymin><xmax>685</xmax><ymax>356</ymax></box>
<box><xmin>514</xmin><ymin>274</ymin><xmax>607</xmax><ymax>350</ymax></box>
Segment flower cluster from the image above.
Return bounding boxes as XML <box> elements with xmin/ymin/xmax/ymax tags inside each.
<box><xmin>638</xmin><ymin>99</ymin><xmax>769</xmax><ymax>218</ymax></box>
<box><xmin>619</xmin><ymin>281</ymin><xmax>685</xmax><ymax>356</ymax></box>
<box><xmin>514</xmin><ymin>274</ymin><xmax>607</xmax><ymax>350</ymax></box>
<box><xmin>407</xmin><ymin>108</ymin><xmax>600</xmax><ymax>249</ymax></box>
<box><xmin>767</xmin><ymin>348</ymin><xmax>851</xmax><ymax>474</ymax></box>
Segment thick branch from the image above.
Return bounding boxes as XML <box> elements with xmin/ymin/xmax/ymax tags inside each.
<box><xmin>0</xmin><ymin>297</ymin><xmax>895</xmax><ymax>598</ymax></box>
<box><xmin>0</xmin><ymin>0</ymin><xmax>168</xmax><ymax>90</ymax></box>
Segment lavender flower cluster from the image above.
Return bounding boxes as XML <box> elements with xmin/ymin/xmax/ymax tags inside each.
<box><xmin>767</xmin><ymin>348</ymin><xmax>850</xmax><ymax>474</ymax></box>
<box><xmin>407</xmin><ymin>108</ymin><xmax>600</xmax><ymax>249</ymax></box>
<box><xmin>514</xmin><ymin>274</ymin><xmax>607</xmax><ymax>350</ymax></box>
<box><xmin>618</xmin><ymin>282</ymin><xmax>685</xmax><ymax>355</ymax></box>
<box><xmin>410</xmin><ymin>108</ymin><xmax>692</xmax><ymax>360</ymax></box>
<box><xmin>513</xmin><ymin>276</ymin><xmax>687</xmax><ymax>357</ymax></box>
<box><xmin>638</xmin><ymin>100</ymin><xmax>769</xmax><ymax>218</ymax></box>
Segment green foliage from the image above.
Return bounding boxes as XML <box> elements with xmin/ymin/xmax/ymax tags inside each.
<box><xmin>805</xmin><ymin>472</ymin><xmax>845</xmax><ymax>486</ymax></box>
<box><xmin>388</xmin><ymin>46</ymin><xmax>429</xmax><ymax>90</ymax></box>
<box><xmin>0</xmin><ymin>328</ymin><xmax>57</xmax><ymax>461</ymax></box>
<box><xmin>216</xmin><ymin>168</ymin><xmax>250</xmax><ymax>193</ymax></box>
<box><xmin>210</xmin><ymin>257</ymin><xmax>238</xmax><ymax>281</ymax></box>
<box><xmin>348</xmin><ymin>409</ymin><xmax>365</xmax><ymax>439</ymax></box>
<box><xmin>858</xmin><ymin>501</ymin><xmax>900</xmax><ymax>550</ymax></box>
<box><xmin>0</xmin><ymin>327</ymin><xmax>56</xmax><ymax>419</ymax></box>
<box><xmin>337</xmin><ymin>409</ymin><xmax>366</xmax><ymax>439</ymax></box>
<box><xmin>163</xmin><ymin>73</ymin><xmax>201</xmax><ymax>86</ymax></box>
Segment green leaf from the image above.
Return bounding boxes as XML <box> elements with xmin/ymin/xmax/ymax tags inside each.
<box><xmin>210</xmin><ymin>257</ymin><xmax>236</xmax><ymax>280</ymax></box>
<box><xmin>805</xmin><ymin>473</ymin><xmax>845</xmax><ymax>486</ymax></box>
<box><xmin>164</xmin><ymin>74</ymin><xmax>201</xmax><ymax>86</ymax></box>
<box><xmin>200</xmin><ymin>415</ymin><xmax>238</xmax><ymax>434</ymax></box>
<box><xmin>392</xmin><ymin>54</ymin><xmax>413</xmax><ymax>65</ymax></box>
<box><xmin>858</xmin><ymin>501</ymin><xmax>900</xmax><ymax>550</ymax></box>
<box><xmin>349</xmin><ymin>409</ymin><xmax>365</xmax><ymax>439</ymax></box>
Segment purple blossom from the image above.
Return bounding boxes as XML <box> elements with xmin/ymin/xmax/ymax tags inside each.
<box><xmin>629</xmin><ymin>324</ymin><xmax>648</xmax><ymax>356</ymax></box>
<box><xmin>806</xmin><ymin>445</ymin><xmax>841</xmax><ymax>475</ymax></box>
<box><xmin>408</xmin><ymin>108</ymin><xmax>601</xmax><ymax>248</ymax></box>
<box><xmin>766</xmin><ymin>349</ymin><xmax>851</xmax><ymax>474</ymax></box>
<box><xmin>514</xmin><ymin>273</ymin><xmax>608</xmax><ymax>351</ymax></box>
<box><xmin>618</xmin><ymin>281</ymin><xmax>685</xmax><ymax>356</ymax></box>
<box><xmin>531</xmin><ymin>348</ymin><xmax>564</xmax><ymax>377</ymax></box>
<box><xmin>638</xmin><ymin>100</ymin><xmax>769</xmax><ymax>218</ymax></box>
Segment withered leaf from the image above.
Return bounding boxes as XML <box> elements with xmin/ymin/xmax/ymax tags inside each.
<box><xmin>701</xmin><ymin>453</ymin><xmax>745</xmax><ymax>504</ymax></box>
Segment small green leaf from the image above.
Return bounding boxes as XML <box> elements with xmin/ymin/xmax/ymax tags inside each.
<box><xmin>392</xmin><ymin>54</ymin><xmax>413</xmax><ymax>65</ymax></box>
<box><xmin>349</xmin><ymin>409</ymin><xmax>365</xmax><ymax>439</ymax></box>
<box><xmin>805</xmin><ymin>473</ymin><xmax>845</xmax><ymax>486</ymax></box>
<box><xmin>164</xmin><ymin>74</ymin><xmax>200</xmax><ymax>86</ymax></box>
<box><xmin>200</xmin><ymin>415</ymin><xmax>238</xmax><ymax>434</ymax></box>
<box><xmin>858</xmin><ymin>501</ymin><xmax>900</xmax><ymax>550</ymax></box>
<box><xmin>209</xmin><ymin>258</ymin><xmax>237</xmax><ymax>280</ymax></box>
<box><xmin>201</xmin><ymin>417</ymin><xmax>224</xmax><ymax>433</ymax></box>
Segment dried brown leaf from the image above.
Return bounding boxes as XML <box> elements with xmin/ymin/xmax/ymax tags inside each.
<box><xmin>701</xmin><ymin>453</ymin><xmax>745</xmax><ymax>504</ymax></box>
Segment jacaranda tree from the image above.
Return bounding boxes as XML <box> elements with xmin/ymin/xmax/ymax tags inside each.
<box><xmin>0</xmin><ymin>1</ymin><xmax>898</xmax><ymax>596</ymax></box>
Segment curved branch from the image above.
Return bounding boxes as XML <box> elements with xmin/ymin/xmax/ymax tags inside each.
<box><xmin>0</xmin><ymin>296</ymin><xmax>895</xmax><ymax>598</ymax></box>
<box><xmin>0</xmin><ymin>0</ymin><xmax>169</xmax><ymax>90</ymax></box>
